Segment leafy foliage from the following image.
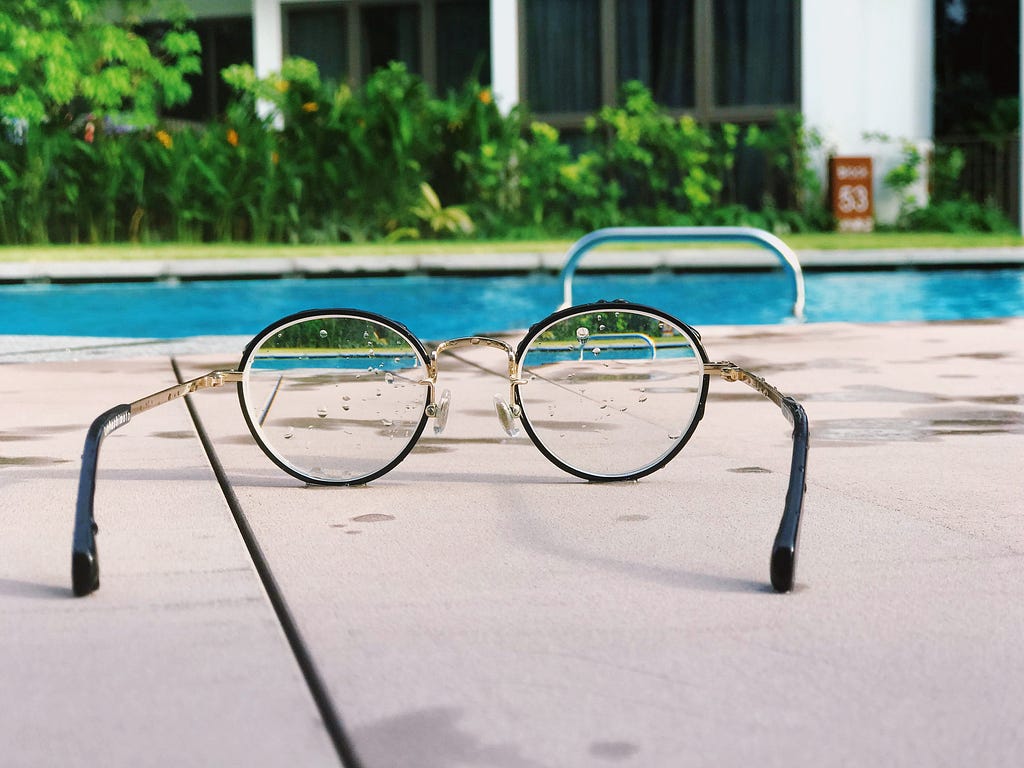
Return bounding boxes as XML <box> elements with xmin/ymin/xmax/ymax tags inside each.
<box><xmin>0</xmin><ymin>0</ymin><xmax>200</xmax><ymax>126</ymax></box>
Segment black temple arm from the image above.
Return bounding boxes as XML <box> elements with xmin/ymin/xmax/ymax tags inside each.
<box><xmin>72</xmin><ymin>404</ymin><xmax>132</xmax><ymax>596</ymax></box>
<box><xmin>706</xmin><ymin>362</ymin><xmax>810</xmax><ymax>592</ymax></box>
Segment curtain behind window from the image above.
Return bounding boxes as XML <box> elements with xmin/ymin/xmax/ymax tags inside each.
<box><xmin>714</xmin><ymin>0</ymin><xmax>795</xmax><ymax>106</ymax></box>
<box><xmin>288</xmin><ymin>8</ymin><xmax>348</xmax><ymax>82</ymax></box>
<box><xmin>437</xmin><ymin>0</ymin><xmax>491</xmax><ymax>92</ymax></box>
<box><xmin>525</xmin><ymin>0</ymin><xmax>601</xmax><ymax>112</ymax></box>
<box><xmin>362</xmin><ymin>4</ymin><xmax>421</xmax><ymax>76</ymax></box>
<box><xmin>618</xmin><ymin>0</ymin><xmax>695</xmax><ymax>108</ymax></box>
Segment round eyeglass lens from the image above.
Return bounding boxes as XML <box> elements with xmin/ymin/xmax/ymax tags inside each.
<box><xmin>241</xmin><ymin>314</ymin><xmax>429</xmax><ymax>483</ymax></box>
<box><xmin>517</xmin><ymin>308</ymin><xmax>706</xmax><ymax>479</ymax></box>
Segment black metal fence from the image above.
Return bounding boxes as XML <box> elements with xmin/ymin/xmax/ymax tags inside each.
<box><xmin>937</xmin><ymin>133</ymin><xmax>1020</xmax><ymax>223</ymax></box>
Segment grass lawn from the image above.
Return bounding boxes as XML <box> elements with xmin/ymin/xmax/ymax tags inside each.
<box><xmin>1</xmin><ymin>230</ymin><xmax>1022</xmax><ymax>263</ymax></box>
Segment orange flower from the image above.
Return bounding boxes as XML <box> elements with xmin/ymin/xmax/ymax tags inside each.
<box><xmin>271</xmin><ymin>151</ymin><xmax>280</xmax><ymax>165</ymax></box>
<box><xmin>226</xmin><ymin>128</ymin><xmax>239</xmax><ymax>147</ymax></box>
<box><xmin>479</xmin><ymin>89</ymin><xmax>493</xmax><ymax>105</ymax></box>
<box><xmin>155</xmin><ymin>130</ymin><xmax>173</xmax><ymax>150</ymax></box>
<box><xmin>302</xmin><ymin>101</ymin><xmax>318</xmax><ymax>113</ymax></box>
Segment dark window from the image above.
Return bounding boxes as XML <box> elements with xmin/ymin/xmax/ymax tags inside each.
<box><xmin>287</xmin><ymin>7</ymin><xmax>348</xmax><ymax>82</ymax></box>
<box><xmin>152</xmin><ymin>16</ymin><xmax>253</xmax><ymax>121</ymax></box>
<box><xmin>524</xmin><ymin>0</ymin><xmax>797</xmax><ymax>123</ymax></box>
<box><xmin>714</xmin><ymin>0</ymin><xmax>795</xmax><ymax>107</ymax></box>
<box><xmin>525</xmin><ymin>0</ymin><xmax>601</xmax><ymax>113</ymax></box>
<box><xmin>617</xmin><ymin>0</ymin><xmax>695</xmax><ymax>109</ymax></box>
<box><xmin>361</xmin><ymin>4</ymin><xmax>422</xmax><ymax>75</ymax></box>
<box><xmin>436</xmin><ymin>0</ymin><xmax>491</xmax><ymax>91</ymax></box>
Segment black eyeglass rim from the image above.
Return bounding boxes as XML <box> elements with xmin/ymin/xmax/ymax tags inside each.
<box><xmin>513</xmin><ymin>300</ymin><xmax>711</xmax><ymax>482</ymax></box>
<box><xmin>234</xmin><ymin>307</ymin><xmax>432</xmax><ymax>486</ymax></box>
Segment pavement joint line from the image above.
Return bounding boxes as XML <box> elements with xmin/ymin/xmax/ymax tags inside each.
<box><xmin>171</xmin><ymin>358</ymin><xmax>364</xmax><ymax>768</ymax></box>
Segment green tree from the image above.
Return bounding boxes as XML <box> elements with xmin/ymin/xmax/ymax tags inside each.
<box><xmin>0</xmin><ymin>0</ymin><xmax>200</xmax><ymax>126</ymax></box>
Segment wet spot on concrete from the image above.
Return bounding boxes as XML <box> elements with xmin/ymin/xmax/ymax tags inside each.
<box><xmin>802</xmin><ymin>385</ymin><xmax>941</xmax><ymax>404</ymax></box>
<box><xmin>943</xmin><ymin>351</ymin><xmax>1008</xmax><ymax>361</ymax></box>
<box><xmin>152</xmin><ymin>430</ymin><xmax>193</xmax><ymax>440</ymax></box>
<box><xmin>812</xmin><ymin>407</ymin><xmax>1023</xmax><ymax>443</ymax></box>
<box><xmin>0</xmin><ymin>455</ymin><xmax>71</xmax><ymax>466</ymax></box>
<box><xmin>0</xmin><ymin>433</ymin><xmax>41</xmax><ymax>443</ymax></box>
<box><xmin>352</xmin><ymin>513</ymin><xmax>395</xmax><ymax>523</ymax></box>
<box><xmin>406</xmin><ymin>443</ymin><xmax>455</xmax><ymax>454</ymax></box>
<box><xmin>589</xmin><ymin>741</ymin><xmax>640</xmax><ymax>761</ymax></box>
<box><xmin>617</xmin><ymin>514</ymin><xmax>649</xmax><ymax>522</ymax></box>
<box><xmin>963</xmin><ymin>394</ymin><xmax>1021</xmax><ymax>405</ymax></box>
<box><xmin>0</xmin><ymin>424</ymin><xmax>82</xmax><ymax>440</ymax></box>
<box><xmin>729</xmin><ymin>466</ymin><xmax>772</xmax><ymax>473</ymax></box>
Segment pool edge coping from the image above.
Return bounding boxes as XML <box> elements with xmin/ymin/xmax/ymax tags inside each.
<box><xmin>2</xmin><ymin>246</ymin><xmax>1023</xmax><ymax>284</ymax></box>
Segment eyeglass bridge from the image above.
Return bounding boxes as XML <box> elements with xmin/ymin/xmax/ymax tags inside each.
<box><xmin>421</xmin><ymin>336</ymin><xmax>528</xmax><ymax>436</ymax></box>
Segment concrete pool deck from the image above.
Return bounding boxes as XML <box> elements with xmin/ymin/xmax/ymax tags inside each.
<box><xmin>1</xmin><ymin>315</ymin><xmax>1022</xmax><ymax>766</ymax></box>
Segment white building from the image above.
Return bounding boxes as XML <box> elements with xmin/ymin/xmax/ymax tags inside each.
<box><xmin>181</xmin><ymin>0</ymin><xmax>941</xmax><ymax>224</ymax></box>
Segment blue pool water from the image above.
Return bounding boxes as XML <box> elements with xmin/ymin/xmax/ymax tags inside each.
<box><xmin>1</xmin><ymin>268</ymin><xmax>1021</xmax><ymax>340</ymax></box>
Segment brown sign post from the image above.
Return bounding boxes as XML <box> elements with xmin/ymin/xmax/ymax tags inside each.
<box><xmin>829</xmin><ymin>156</ymin><xmax>874</xmax><ymax>232</ymax></box>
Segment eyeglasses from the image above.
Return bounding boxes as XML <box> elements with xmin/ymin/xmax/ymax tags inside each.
<box><xmin>72</xmin><ymin>301</ymin><xmax>808</xmax><ymax>596</ymax></box>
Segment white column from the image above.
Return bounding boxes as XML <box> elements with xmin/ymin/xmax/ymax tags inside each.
<box><xmin>802</xmin><ymin>0</ymin><xmax>934</xmax><ymax>224</ymax></box>
<box><xmin>490</xmin><ymin>0</ymin><xmax>520</xmax><ymax>113</ymax></box>
<box><xmin>253</xmin><ymin>0</ymin><xmax>283</xmax><ymax>79</ymax></box>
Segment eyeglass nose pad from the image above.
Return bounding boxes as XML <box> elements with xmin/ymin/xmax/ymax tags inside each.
<box><xmin>493</xmin><ymin>395</ymin><xmax>521</xmax><ymax>437</ymax></box>
<box><xmin>431</xmin><ymin>388</ymin><xmax>452</xmax><ymax>435</ymax></box>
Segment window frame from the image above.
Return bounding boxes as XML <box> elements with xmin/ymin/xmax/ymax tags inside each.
<box><xmin>282</xmin><ymin>0</ymin><xmax>490</xmax><ymax>92</ymax></box>
<box><xmin>519</xmin><ymin>0</ymin><xmax>801</xmax><ymax>128</ymax></box>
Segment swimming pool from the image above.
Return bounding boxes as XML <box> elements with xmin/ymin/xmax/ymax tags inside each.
<box><xmin>2</xmin><ymin>268</ymin><xmax>1022</xmax><ymax>340</ymax></box>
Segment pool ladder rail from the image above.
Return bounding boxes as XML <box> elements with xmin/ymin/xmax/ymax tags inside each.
<box><xmin>558</xmin><ymin>226</ymin><xmax>806</xmax><ymax>321</ymax></box>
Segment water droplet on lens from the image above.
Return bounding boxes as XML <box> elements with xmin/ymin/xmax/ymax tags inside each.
<box><xmin>367</xmin><ymin>366</ymin><xmax>374</xmax><ymax>373</ymax></box>
<box><xmin>319</xmin><ymin>329</ymin><xmax>328</xmax><ymax>339</ymax></box>
<box><xmin>376</xmin><ymin>390</ymin><xmax>382</xmax><ymax>397</ymax></box>
<box><xmin>363</xmin><ymin>331</ymin><xmax>370</xmax><ymax>339</ymax></box>
<box><xmin>283</xmin><ymin>428</ymin><xmax>294</xmax><ymax>439</ymax></box>
<box><xmin>381</xmin><ymin>418</ymin><xmax>393</xmax><ymax>427</ymax></box>
<box><xmin>342</xmin><ymin>404</ymin><xmax>350</xmax><ymax>411</ymax></box>
<box><xmin>576</xmin><ymin>327</ymin><xmax>590</xmax><ymax>341</ymax></box>
<box><xmin>592</xmin><ymin>347</ymin><xmax>601</xmax><ymax>356</ymax></box>
<box><xmin>599</xmin><ymin>403</ymin><xmax>608</xmax><ymax>410</ymax></box>
<box><xmin>393</xmin><ymin>357</ymin><xmax>401</xmax><ymax>364</ymax></box>
<box><xmin>277</xmin><ymin>332</ymin><xmax>283</xmax><ymax>339</ymax></box>
<box><xmin>384</xmin><ymin>372</ymin><xmax>395</xmax><ymax>384</ymax></box>
<box><xmin>599</xmin><ymin>324</ymin><xmax>606</xmax><ymax>331</ymax></box>
<box><xmin>639</xmin><ymin>395</ymin><xmax>648</xmax><ymax>403</ymax></box>
<box><xmin>317</xmin><ymin>408</ymin><xmax>328</xmax><ymax>418</ymax></box>
<box><xmin>368</xmin><ymin>349</ymin><xmax>376</xmax><ymax>357</ymax></box>
<box><xmin>342</xmin><ymin>395</ymin><xmax>351</xmax><ymax>401</ymax></box>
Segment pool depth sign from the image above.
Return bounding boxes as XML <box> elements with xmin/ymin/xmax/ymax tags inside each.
<box><xmin>829</xmin><ymin>156</ymin><xmax>874</xmax><ymax>232</ymax></box>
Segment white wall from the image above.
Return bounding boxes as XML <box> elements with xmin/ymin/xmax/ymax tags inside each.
<box><xmin>802</xmin><ymin>0</ymin><xmax>934</xmax><ymax>223</ymax></box>
<box><xmin>490</xmin><ymin>0</ymin><xmax>520</xmax><ymax>113</ymax></box>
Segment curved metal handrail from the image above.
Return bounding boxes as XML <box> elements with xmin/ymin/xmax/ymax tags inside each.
<box><xmin>558</xmin><ymin>226</ymin><xmax>805</xmax><ymax>320</ymax></box>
